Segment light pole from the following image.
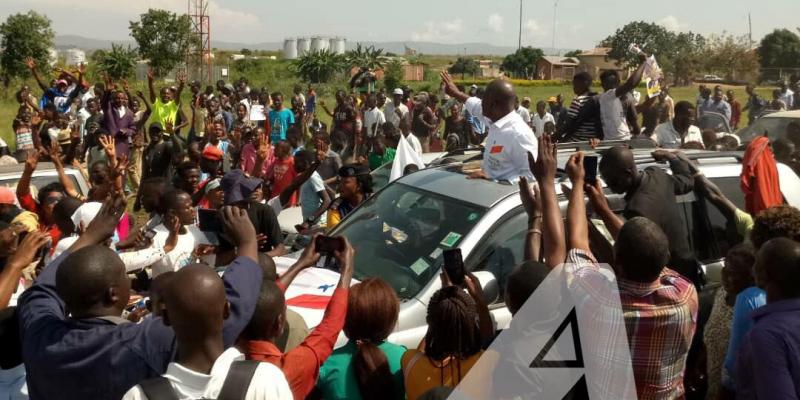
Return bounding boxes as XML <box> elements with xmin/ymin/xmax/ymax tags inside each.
<box><xmin>518</xmin><ymin>0</ymin><xmax>523</xmax><ymax>50</ymax></box>
<box><xmin>552</xmin><ymin>0</ymin><xmax>559</xmax><ymax>52</ymax></box>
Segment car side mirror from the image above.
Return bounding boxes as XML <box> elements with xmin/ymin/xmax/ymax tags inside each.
<box><xmin>471</xmin><ymin>271</ymin><xmax>499</xmax><ymax>304</ymax></box>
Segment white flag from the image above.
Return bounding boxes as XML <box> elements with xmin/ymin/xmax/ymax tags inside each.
<box><xmin>390</xmin><ymin>135</ymin><xmax>426</xmax><ymax>182</ymax></box>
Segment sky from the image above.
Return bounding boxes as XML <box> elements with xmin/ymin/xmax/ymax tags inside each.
<box><xmin>2</xmin><ymin>0</ymin><xmax>799</xmax><ymax>50</ymax></box>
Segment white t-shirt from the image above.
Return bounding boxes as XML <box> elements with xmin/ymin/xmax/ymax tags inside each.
<box><xmin>363</xmin><ymin>107</ymin><xmax>386</xmax><ymax>138</ymax></box>
<box><xmin>384</xmin><ymin>102</ymin><xmax>409</xmax><ymax>128</ymax></box>
<box><xmin>651</xmin><ymin>122</ymin><xmax>704</xmax><ymax>149</ymax></box>
<box><xmin>531</xmin><ymin>112</ymin><xmax>555</xmax><ymax>138</ymax></box>
<box><xmin>599</xmin><ymin>89</ymin><xmax>631</xmax><ymax>141</ymax></box>
<box><xmin>464</xmin><ymin>97</ymin><xmax>537</xmax><ymax>182</ymax></box>
<box><xmin>300</xmin><ymin>171</ymin><xmax>326</xmax><ymax>220</ymax></box>
<box><xmin>515</xmin><ymin>106</ymin><xmax>532</xmax><ymax>124</ymax></box>
<box><xmin>403</xmin><ymin>133</ymin><xmax>423</xmax><ymax>156</ymax></box>
<box><xmin>150</xmin><ymin>224</ymin><xmax>200</xmax><ymax>277</ymax></box>
<box><xmin>122</xmin><ymin>347</ymin><xmax>292</xmax><ymax>400</ymax></box>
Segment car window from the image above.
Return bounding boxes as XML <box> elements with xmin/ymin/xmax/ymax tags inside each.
<box><xmin>331</xmin><ymin>182</ymin><xmax>486</xmax><ymax>300</ymax></box>
<box><xmin>736</xmin><ymin>117</ymin><xmax>795</xmax><ymax>143</ymax></box>
<box><xmin>467</xmin><ymin>209</ymin><xmax>528</xmax><ymax>304</ymax></box>
<box><xmin>371</xmin><ymin>163</ymin><xmax>392</xmax><ymax>191</ymax></box>
<box><xmin>0</xmin><ymin>175</ymin><xmax>83</xmax><ymax>196</ymax></box>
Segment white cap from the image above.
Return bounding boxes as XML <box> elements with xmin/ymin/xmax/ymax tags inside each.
<box><xmin>393</xmin><ymin>88</ymin><xmax>404</xmax><ymax>95</ymax></box>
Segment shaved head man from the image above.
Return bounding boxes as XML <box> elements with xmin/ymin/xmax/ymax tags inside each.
<box><xmin>56</xmin><ymin>245</ymin><xmax>131</xmax><ymax>319</ymax></box>
<box><xmin>591</xmin><ymin>147</ymin><xmax>701</xmax><ymax>285</ymax></box>
<box><xmin>441</xmin><ymin>71</ymin><xmax>537</xmax><ymax>182</ymax></box>
<box><xmin>124</xmin><ymin>264</ymin><xmax>293</xmax><ymax>399</ymax></box>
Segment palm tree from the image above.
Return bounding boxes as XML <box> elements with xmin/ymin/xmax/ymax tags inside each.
<box><xmin>346</xmin><ymin>43</ymin><xmax>385</xmax><ymax>70</ymax></box>
<box><xmin>292</xmin><ymin>49</ymin><xmax>346</xmax><ymax>83</ymax></box>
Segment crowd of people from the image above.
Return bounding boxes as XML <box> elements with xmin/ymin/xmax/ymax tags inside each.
<box><xmin>0</xmin><ymin>49</ymin><xmax>800</xmax><ymax>400</ymax></box>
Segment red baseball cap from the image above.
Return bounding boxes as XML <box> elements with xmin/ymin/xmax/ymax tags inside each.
<box><xmin>202</xmin><ymin>146</ymin><xmax>224</xmax><ymax>161</ymax></box>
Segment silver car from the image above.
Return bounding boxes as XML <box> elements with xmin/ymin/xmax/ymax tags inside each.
<box><xmin>278</xmin><ymin>148</ymin><xmax>800</xmax><ymax>348</ymax></box>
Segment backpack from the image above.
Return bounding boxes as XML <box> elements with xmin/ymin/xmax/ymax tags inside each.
<box><xmin>138</xmin><ymin>360</ymin><xmax>260</xmax><ymax>400</ymax></box>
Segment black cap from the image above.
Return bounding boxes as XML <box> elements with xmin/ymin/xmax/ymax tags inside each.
<box><xmin>149</xmin><ymin>122</ymin><xmax>163</xmax><ymax>132</ymax></box>
<box><xmin>338</xmin><ymin>164</ymin><xmax>370</xmax><ymax>178</ymax></box>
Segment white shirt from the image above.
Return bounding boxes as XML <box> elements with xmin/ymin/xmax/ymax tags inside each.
<box><xmin>384</xmin><ymin>102</ymin><xmax>409</xmax><ymax>128</ymax></box>
<box><xmin>403</xmin><ymin>132</ymin><xmax>423</xmax><ymax>156</ymax></box>
<box><xmin>150</xmin><ymin>224</ymin><xmax>200</xmax><ymax>277</ymax></box>
<box><xmin>122</xmin><ymin>347</ymin><xmax>292</xmax><ymax>400</ymax></box>
<box><xmin>651</xmin><ymin>122</ymin><xmax>704</xmax><ymax>149</ymax></box>
<box><xmin>599</xmin><ymin>89</ymin><xmax>631</xmax><ymax>141</ymax></box>
<box><xmin>464</xmin><ymin>97</ymin><xmax>537</xmax><ymax>182</ymax></box>
<box><xmin>266</xmin><ymin>196</ymin><xmax>283</xmax><ymax>215</ymax></box>
<box><xmin>531</xmin><ymin>112</ymin><xmax>555</xmax><ymax>138</ymax></box>
<box><xmin>780</xmin><ymin>89</ymin><xmax>794</xmax><ymax>109</ymax></box>
<box><xmin>515</xmin><ymin>106</ymin><xmax>532</xmax><ymax>124</ymax></box>
<box><xmin>363</xmin><ymin>107</ymin><xmax>386</xmax><ymax>138</ymax></box>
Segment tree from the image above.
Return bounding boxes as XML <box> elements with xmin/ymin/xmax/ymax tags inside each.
<box><xmin>93</xmin><ymin>43</ymin><xmax>138</xmax><ymax>80</ymax></box>
<box><xmin>701</xmin><ymin>33</ymin><xmax>760</xmax><ymax>82</ymax></box>
<box><xmin>240</xmin><ymin>48</ymin><xmax>252</xmax><ymax>56</ymax></box>
<box><xmin>563</xmin><ymin>49</ymin><xmax>582</xmax><ymax>58</ymax></box>
<box><xmin>345</xmin><ymin>43</ymin><xmax>385</xmax><ymax>70</ymax></box>
<box><xmin>292</xmin><ymin>50</ymin><xmax>346</xmax><ymax>83</ymax></box>
<box><xmin>448</xmin><ymin>57</ymin><xmax>480</xmax><ymax>77</ymax></box>
<box><xmin>0</xmin><ymin>11</ymin><xmax>55</xmax><ymax>85</ymax></box>
<box><xmin>129</xmin><ymin>8</ymin><xmax>195</xmax><ymax>77</ymax></box>
<box><xmin>758</xmin><ymin>29</ymin><xmax>800</xmax><ymax>68</ymax></box>
<box><xmin>501</xmin><ymin>47</ymin><xmax>544</xmax><ymax>78</ymax></box>
<box><xmin>601</xmin><ymin>21</ymin><xmax>706</xmax><ymax>85</ymax></box>
<box><xmin>383</xmin><ymin>59</ymin><xmax>404</xmax><ymax>91</ymax></box>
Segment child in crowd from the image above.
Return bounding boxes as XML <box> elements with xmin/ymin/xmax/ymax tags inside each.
<box><xmin>269</xmin><ymin>141</ymin><xmax>297</xmax><ymax>206</ymax></box>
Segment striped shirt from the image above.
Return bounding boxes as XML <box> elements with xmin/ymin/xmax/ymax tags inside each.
<box><xmin>565</xmin><ymin>249</ymin><xmax>698</xmax><ymax>399</ymax></box>
<box><xmin>560</xmin><ymin>92</ymin><xmax>599</xmax><ymax>142</ymax></box>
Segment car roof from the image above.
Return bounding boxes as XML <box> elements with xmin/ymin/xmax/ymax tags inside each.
<box><xmin>0</xmin><ymin>162</ymin><xmax>58</xmax><ymax>175</ymax></box>
<box><xmin>761</xmin><ymin>109</ymin><xmax>800</xmax><ymax>119</ymax></box>
<box><xmin>394</xmin><ymin>149</ymin><xmax>744</xmax><ymax>208</ymax></box>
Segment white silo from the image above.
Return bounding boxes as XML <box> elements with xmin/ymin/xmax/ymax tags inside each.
<box><xmin>297</xmin><ymin>38</ymin><xmax>311</xmax><ymax>56</ymax></box>
<box><xmin>331</xmin><ymin>37</ymin><xmax>346</xmax><ymax>55</ymax></box>
<box><xmin>310</xmin><ymin>36</ymin><xmax>324</xmax><ymax>52</ymax></box>
<box><xmin>319</xmin><ymin>37</ymin><xmax>330</xmax><ymax>52</ymax></box>
<box><xmin>283</xmin><ymin>38</ymin><xmax>298</xmax><ymax>59</ymax></box>
<box><xmin>66</xmin><ymin>48</ymin><xmax>86</xmax><ymax>66</ymax></box>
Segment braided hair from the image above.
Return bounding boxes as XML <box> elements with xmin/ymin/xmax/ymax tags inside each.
<box><xmin>423</xmin><ymin>286</ymin><xmax>482</xmax><ymax>385</ymax></box>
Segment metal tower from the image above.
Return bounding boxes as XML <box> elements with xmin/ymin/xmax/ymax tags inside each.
<box><xmin>188</xmin><ymin>0</ymin><xmax>212</xmax><ymax>83</ymax></box>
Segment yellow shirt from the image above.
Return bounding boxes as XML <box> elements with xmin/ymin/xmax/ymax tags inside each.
<box><xmin>401</xmin><ymin>349</ymin><xmax>483</xmax><ymax>400</ymax></box>
<box><xmin>151</xmin><ymin>99</ymin><xmax>179</xmax><ymax>128</ymax></box>
<box><xmin>326</xmin><ymin>208</ymin><xmax>342</xmax><ymax>229</ymax></box>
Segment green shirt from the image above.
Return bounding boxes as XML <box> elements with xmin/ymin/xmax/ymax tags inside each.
<box><xmin>735</xmin><ymin>208</ymin><xmax>754</xmax><ymax>241</ymax></box>
<box><xmin>317</xmin><ymin>340</ymin><xmax>407</xmax><ymax>400</ymax></box>
<box><xmin>151</xmin><ymin>98</ymin><xmax>179</xmax><ymax>128</ymax></box>
<box><xmin>368</xmin><ymin>147</ymin><xmax>396</xmax><ymax>170</ymax></box>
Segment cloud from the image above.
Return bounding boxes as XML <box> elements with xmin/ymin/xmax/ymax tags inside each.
<box><xmin>488</xmin><ymin>14</ymin><xmax>504</xmax><ymax>33</ymax></box>
<box><xmin>657</xmin><ymin>15</ymin><xmax>686</xmax><ymax>32</ymax></box>
<box><xmin>411</xmin><ymin>18</ymin><xmax>464</xmax><ymax>42</ymax></box>
<box><xmin>525</xmin><ymin>19</ymin><xmax>542</xmax><ymax>35</ymax></box>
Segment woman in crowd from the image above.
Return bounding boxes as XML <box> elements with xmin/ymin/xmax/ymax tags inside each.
<box><xmin>401</xmin><ymin>285</ymin><xmax>484</xmax><ymax>399</ymax></box>
<box><xmin>317</xmin><ymin>278</ymin><xmax>406</xmax><ymax>400</ymax></box>
<box><xmin>326</xmin><ymin>164</ymin><xmax>373</xmax><ymax>229</ymax></box>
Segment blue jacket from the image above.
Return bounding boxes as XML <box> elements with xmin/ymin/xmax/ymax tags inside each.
<box><xmin>17</xmin><ymin>253</ymin><xmax>263</xmax><ymax>400</ymax></box>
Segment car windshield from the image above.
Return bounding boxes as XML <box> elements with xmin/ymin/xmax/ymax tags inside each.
<box><xmin>0</xmin><ymin>174</ymin><xmax>82</xmax><ymax>195</ymax></box>
<box><xmin>371</xmin><ymin>163</ymin><xmax>393</xmax><ymax>191</ymax></box>
<box><xmin>736</xmin><ymin>117</ymin><xmax>795</xmax><ymax>143</ymax></box>
<box><xmin>330</xmin><ymin>182</ymin><xmax>487</xmax><ymax>299</ymax></box>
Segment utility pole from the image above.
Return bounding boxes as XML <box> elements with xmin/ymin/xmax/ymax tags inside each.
<box><xmin>518</xmin><ymin>0</ymin><xmax>523</xmax><ymax>50</ymax></box>
<box><xmin>748</xmin><ymin>13</ymin><xmax>753</xmax><ymax>49</ymax></box>
<box><xmin>551</xmin><ymin>0</ymin><xmax>559</xmax><ymax>52</ymax></box>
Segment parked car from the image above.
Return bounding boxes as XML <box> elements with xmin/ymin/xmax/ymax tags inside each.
<box><xmin>275</xmin><ymin>148</ymin><xmax>800</xmax><ymax>348</ymax></box>
<box><xmin>0</xmin><ymin>162</ymin><xmax>90</xmax><ymax>197</ymax></box>
<box><xmin>736</xmin><ymin>109</ymin><xmax>800</xmax><ymax>144</ymax></box>
<box><xmin>697</xmin><ymin>74</ymin><xmax>725</xmax><ymax>83</ymax></box>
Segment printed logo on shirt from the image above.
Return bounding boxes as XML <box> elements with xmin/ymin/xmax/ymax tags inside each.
<box><xmin>490</xmin><ymin>145</ymin><xmax>504</xmax><ymax>154</ymax></box>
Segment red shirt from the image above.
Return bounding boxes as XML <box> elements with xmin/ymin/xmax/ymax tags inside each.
<box><xmin>270</xmin><ymin>156</ymin><xmax>298</xmax><ymax>206</ymax></box>
<box><xmin>244</xmin><ymin>287</ymin><xmax>348</xmax><ymax>400</ymax></box>
<box><xmin>741</xmin><ymin>136</ymin><xmax>783</xmax><ymax>216</ymax></box>
<box><xmin>18</xmin><ymin>192</ymin><xmax>62</xmax><ymax>246</ymax></box>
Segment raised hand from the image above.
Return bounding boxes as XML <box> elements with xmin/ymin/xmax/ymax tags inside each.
<box><xmin>565</xmin><ymin>152</ymin><xmax>585</xmax><ymax>184</ymax></box>
<box><xmin>146</xmin><ymin>67</ymin><xmax>154</xmax><ymax>81</ymax></box>
<box><xmin>333</xmin><ymin>237</ymin><xmax>355</xmax><ymax>284</ymax></box>
<box><xmin>297</xmin><ymin>234</ymin><xmax>322</xmax><ymax>268</ymax></box>
<box><xmin>77</xmin><ymin>62</ymin><xmax>86</xmax><ymax>74</ymax></box>
<box><xmin>440</xmin><ymin>70</ymin><xmax>459</xmax><ymax>97</ymax></box>
<box><xmin>25</xmin><ymin>149</ymin><xmax>42</xmax><ymax>171</ymax></box>
<box><xmin>163</xmin><ymin>213</ymin><xmax>181</xmax><ymax>252</ymax></box>
<box><xmin>585</xmin><ymin>179</ymin><xmax>610</xmax><ymax>213</ymax></box>
<box><xmin>114</xmin><ymin>154</ymin><xmax>129</xmax><ymax>178</ymax></box>
<box><xmin>98</xmin><ymin>135</ymin><xmax>116</xmax><ymax>158</ymax></box>
<box><xmin>220</xmin><ymin>206</ymin><xmax>257</xmax><ymax>248</ymax></box>
<box><xmin>256</xmin><ymin>133</ymin><xmax>271</xmax><ymax>160</ymax></box>
<box><xmin>165</xmin><ymin>120</ymin><xmax>175</xmax><ymax>134</ymax></box>
<box><xmin>5</xmin><ymin>230</ymin><xmax>50</xmax><ymax>270</ymax></box>
<box><xmin>122</xmin><ymin>80</ymin><xmax>130</xmax><ymax>92</ymax></box>
<box><xmin>531</xmin><ymin>134</ymin><xmax>557</xmax><ymax>182</ymax></box>
<box><xmin>49</xmin><ymin>142</ymin><xmax>62</xmax><ymax>167</ymax></box>
<box><xmin>24</xmin><ymin>57</ymin><xmax>35</xmax><ymax>70</ymax></box>
<box><xmin>518</xmin><ymin>176</ymin><xmax>542</xmax><ymax>219</ymax></box>
<box><xmin>177</xmin><ymin>71</ymin><xmax>187</xmax><ymax>85</ymax></box>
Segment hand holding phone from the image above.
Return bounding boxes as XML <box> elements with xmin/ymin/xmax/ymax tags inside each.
<box><xmin>443</xmin><ymin>248</ymin><xmax>466</xmax><ymax>286</ymax></box>
<box><xmin>315</xmin><ymin>235</ymin><xmax>346</xmax><ymax>255</ymax></box>
<box><xmin>583</xmin><ymin>155</ymin><xmax>598</xmax><ymax>184</ymax></box>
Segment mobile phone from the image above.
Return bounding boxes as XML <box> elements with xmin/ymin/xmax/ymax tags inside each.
<box><xmin>143</xmin><ymin>229</ymin><xmax>157</xmax><ymax>241</ymax></box>
<box><xmin>443</xmin><ymin>248</ymin><xmax>466</xmax><ymax>286</ymax></box>
<box><xmin>197</xmin><ymin>208</ymin><xmax>224</xmax><ymax>233</ymax></box>
<box><xmin>584</xmin><ymin>155</ymin><xmax>598</xmax><ymax>184</ymax></box>
<box><xmin>315</xmin><ymin>235</ymin><xmax>345</xmax><ymax>255</ymax></box>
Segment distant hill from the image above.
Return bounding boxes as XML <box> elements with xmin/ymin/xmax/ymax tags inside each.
<box><xmin>55</xmin><ymin>34</ymin><xmax>572</xmax><ymax>56</ymax></box>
